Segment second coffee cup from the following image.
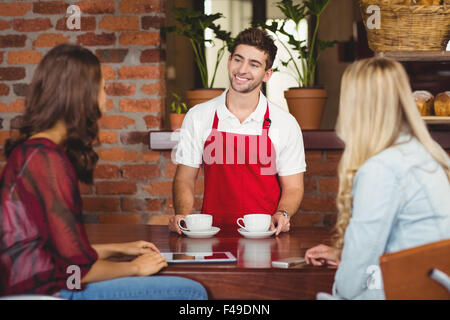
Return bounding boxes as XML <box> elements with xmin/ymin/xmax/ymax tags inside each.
<box><xmin>178</xmin><ymin>214</ymin><xmax>213</xmax><ymax>232</ymax></box>
<box><xmin>236</xmin><ymin>214</ymin><xmax>271</xmax><ymax>232</ymax></box>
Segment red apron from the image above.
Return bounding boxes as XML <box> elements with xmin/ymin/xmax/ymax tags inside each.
<box><xmin>201</xmin><ymin>103</ymin><xmax>281</xmax><ymax>227</ymax></box>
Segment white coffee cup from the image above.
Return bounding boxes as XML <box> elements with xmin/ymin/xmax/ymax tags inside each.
<box><xmin>178</xmin><ymin>214</ymin><xmax>213</xmax><ymax>232</ymax></box>
<box><xmin>236</xmin><ymin>214</ymin><xmax>271</xmax><ymax>232</ymax></box>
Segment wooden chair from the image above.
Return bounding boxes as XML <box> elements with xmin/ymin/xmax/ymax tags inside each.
<box><xmin>379</xmin><ymin>239</ymin><xmax>450</xmax><ymax>300</ymax></box>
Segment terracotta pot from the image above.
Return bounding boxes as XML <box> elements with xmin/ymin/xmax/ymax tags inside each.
<box><xmin>284</xmin><ymin>88</ymin><xmax>327</xmax><ymax>130</ymax></box>
<box><xmin>186</xmin><ymin>88</ymin><xmax>225</xmax><ymax>108</ymax></box>
<box><xmin>170</xmin><ymin>113</ymin><xmax>186</xmax><ymax>131</ymax></box>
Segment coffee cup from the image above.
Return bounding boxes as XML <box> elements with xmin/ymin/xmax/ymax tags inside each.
<box><xmin>178</xmin><ymin>214</ymin><xmax>213</xmax><ymax>232</ymax></box>
<box><xmin>236</xmin><ymin>214</ymin><xmax>271</xmax><ymax>232</ymax></box>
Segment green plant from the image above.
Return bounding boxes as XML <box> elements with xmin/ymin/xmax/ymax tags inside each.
<box><xmin>170</xmin><ymin>92</ymin><xmax>188</xmax><ymax>114</ymax></box>
<box><xmin>257</xmin><ymin>0</ymin><xmax>338</xmax><ymax>88</ymax></box>
<box><xmin>164</xmin><ymin>7</ymin><xmax>233</xmax><ymax>89</ymax></box>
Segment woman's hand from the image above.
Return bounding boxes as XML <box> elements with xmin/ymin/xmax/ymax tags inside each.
<box><xmin>130</xmin><ymin>252</ymin><xmax>168</xmax><ymax>276</ymax></box>
<box><xmin>116</xmin><ymin>241</ymin><xmax>160</xmax><ymax>256</ymax></box>
<box><xmin>305</xmin><ymin>244</ymin><xmax>340</xmax><ymax>267</ymax></box>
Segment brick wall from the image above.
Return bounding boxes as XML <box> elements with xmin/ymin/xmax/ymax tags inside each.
<box><xmin>0</xmin><ymin>0</ymin><xmax>169</xmax><ymax>224</ymax></box>
<box><xmin>0</xmin><ymin>0</ymin><xmax>340</xmax><ymax>227</ymax></box>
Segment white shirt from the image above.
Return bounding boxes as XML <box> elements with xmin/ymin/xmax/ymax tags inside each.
<box><xmin>175</xmin><ymin>89</ymin><xmax>306</xmax><ymax>176</ymax></box>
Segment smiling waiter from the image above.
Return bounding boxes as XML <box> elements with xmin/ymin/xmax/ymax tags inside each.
<box><xmin>169</xmin><ymin>28</ymin><xmax>306</xmax><ymax>235</ymax></box>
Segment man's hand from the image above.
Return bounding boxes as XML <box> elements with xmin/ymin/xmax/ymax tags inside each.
<box><xmin>270</xmin><ymin>212</ymin><xmax>290</xmax><ymax>236</ymax></box>
<box><xmin>168</xmin><ymin>214</ymin><xmax>188</xmax><ymax>235</ymax></box>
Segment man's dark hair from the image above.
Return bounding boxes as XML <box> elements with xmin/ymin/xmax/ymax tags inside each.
<box><xmin>230</xmin><ymin>27</ymin><xmax>277</xmax><ymax>70</ymax></box>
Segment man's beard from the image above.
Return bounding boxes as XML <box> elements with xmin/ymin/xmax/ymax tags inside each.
<box><xmin>229</xmin><ymin>74</ymin><xmax>261</xmax><ymax>93</ymax></box>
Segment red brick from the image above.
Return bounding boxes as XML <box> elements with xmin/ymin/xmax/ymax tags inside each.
<box><xmin>104</xmin><ymin>99</ymin><xmax>114</xmax><ymax>112</ymax></box>
<box><xmin>119</xmin><ymin>98</ymin><xmax>162</xmax><ymax>112</ymax></box>
<box><xmin>0</xmin><ymin>131</ymin><xmax>12</xmax><ymax>145</ymax></box>
<box><xmin>0</xmin><ymin>35</ymin><xmax>26</xmax><ymax>48</ymax></box>
<box><xmin>33</xmin><ymin>1</ymin><xmax>68</xmax><ymax>14</ymax></box>
<box><xmin>325</xmin><ymin>150</ymin><xmax>343</xmax><ymax>161</ymax></box>
<box><xmin>305</xmin><ymin>160</ymin><xmax>339</xmax><ymax>177</ymax></box>
<box><xmin>105</xmin><ymin>82</ymin><xmax>136</xmax><ymax>96</ymax></box>
<box><xmin>141</xmin><ymin>81</ymin><xmax>164</xmax><ymax>96</ymax></box>
<box><xmin>119</xmin><ymin>32</ymin><xmax>159</xmax><ymax>46</ymax></box>
<box><xmin>290</xmin><ymin>213</ymin><xmax>323</xmax><ymax>227</ymax></box>
<box><xmin>0</xmin><ymin>20</ymin><xmax>11</xmax><ymax>31</ymax></box>
<box><xmin>99</xmin><ymin>16</ymin><xmax>139</xmax><ymax>31</ymax></box>
<box><xmin>82</xmin><ymin>197</ymin><xmax>120</xmax><ymax>212</ymax></box>
<box><xmin>0</xmin><ymin>84</ymin><xmax>9</xmax><ymax>96</ymax></box>
<box><xmin>0</xmin><ymin>51</ymin><xmax>3</xmax><ymax>63</ymax></box>
<box><xmin>55</xmin><ymin>16</ymin><xmax>96</xmax><ymax>31</ymax></box>
<box><xmin>95</xmin><ymin>49</ymin><xmax>128</xmax><ymax>63</ymax></box>
<box><xmin>143</xmin><ymin>115</ymin><xmax>162</xmax><ymax>129</ymax></box>
<box><xmin>300</xmin><ymin>195</ymin><xmax>337</xmax><ymax>212</ymax></box>
<box><xmin>101</xmin><ymin>65</ymin><xmax>115</xmax><ymax>80</ymax></box>
<box><xmin>0</xmin><ymin>67</ymin><xmax>25</xmax><ymax>81</ymax></box>
<box><xmin>120</xmin><ymin>131</ymin><xmax>149</xmax><ymax>145</ymax></box>
<box><xmin>79</xmin><ymin>182</ymin><xmax>93</xmax><ymax>195</ymax></box>
<box><xmin>0</xmin><ymin>99</ymin><xmax>25</xmax><ymax>112</ymax></box>
<box><xmin>141</xmin><ymin>150</ymin><xmax>160</xmax><ymax>162</ymax></box>
<box><xmin>119</xmin><ymin>0</ymin><xmax>161</xmax><ymax>13</ymax></box>
<box><xmin>164</xmin><ymin>161</ymin><xmax>177</xmax><ymax>178</ymax></box>
<box><xmin>122</xmin><ymin>197</ymin><xmax>161</xmax><ymax>212</ymax></box>
<box><xmin>77</xmin><ymin>0</ymin><xmax>115</xmax><ymax>14</ymax></box>
<box><xmin>142</xmin><ymin>181</ymin><xmax>172</xmax><ymax>196</ymax></box>
<box><xmin>98</xmin><ymin>115</ymin><xmax>135</xmax><ymax>129</ymax></box>
<box><xmin>319</xmin><ymin>177</ymin><xmax>339</xmax><ymax>194</ymax></box>
<box><xmin>94</xmin><ymin>164</ymin><xmax>120</xmax><ymax>179</ymax></box>
<box><xmin>7</xmin><ymin>50</ymin><xmax>42</xmax><ymax>65</ymax></box>
<box><xmin>98</xmin><ymin>131</ymin><xmax>118</xmax><ymax>144</ymax></box>
<box><xmin>147</xmin><ymin>213</ymin><xmax>172</xmax><ymax>225</ymax></box>
<box><xmin>305</xmin><ymin>151</ymin><xmax>323</xmax><ymax>162</ymax></box>
<box><xmin>98</xmin><ymin>148</ymin><xmax>139</xmax><ymax>162</ymax></box>
<box><xmin>140</xmin><ymin>48</ymin><xmax>163</xmax><ymax>63</ymax></box>
<box><xmin>141</xmin><ymin>15</ymin><xmax>164</xmax><ymax>29</ymax></box>
<box><xmin>304</xmin><ymin>177</ymin><xmax>317</xmax><ymax>193</ymax></box>
<box><xmin>96</xmin><ymin>181</ymin><xmax>137</xmax><ymax>195</ymax></box>
<box><xmin>118</xmin><ymin>65</ymin><xmax>160</xmax><ymax>79</ymax></box>
<box><xmin>13</xmin><ymin>18</ymin><xmax>52</xmax><ymax>32</ymax></box>
<box><xmin>33</xmin><ymin>34</ymin><xmax>70</xmax><ymax>47</ymax></box>
<box><xmin>121</xmin><ymin>164</ymin><xmax>160</xmax><ymax>179</ymax></box>
<box><xmin>98</xmin><ymin>213</ymin><xmax>141</xmax><ymax>224</ymax></box>
<box><xmin>77</xmin><ymin>32</ymin><xmax>116</xmax><ymax>46</ymax></box>
<box><xmin>0</xmin><ymin>2</ymin><xmax>32</xmax><ymax>16</ymax></box>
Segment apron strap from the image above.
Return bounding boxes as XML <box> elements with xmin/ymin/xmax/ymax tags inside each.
<box><xmin>262</xmin><ymin>102</ymin><xmax>271</xmax><ymax>130</ymax></box>
<box><xmin>212</xmin><ymin>111</ymin><xmax>219</xmax><ymax>130</ymax></box>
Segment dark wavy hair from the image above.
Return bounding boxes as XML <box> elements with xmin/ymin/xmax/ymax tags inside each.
<box><xmin>4</xmin><ymin>44</ymin><xmax>102</xmax><ymax>184</ymax></box>
<box><xmin>230</xmin><ymin>27</ymin><xmax>278</xmax><ymax>70</ymax></box>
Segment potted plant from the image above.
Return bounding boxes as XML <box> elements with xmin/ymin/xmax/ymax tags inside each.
<box><xmin>164</xmin><ymin>7</ymin><xmax>233</xmax><ymax>107</ymax></box>
<box><xmin>260</xmin><ymin>0</ymin><xmax>338</xmax><ymax>129</ymax></box>
<box><xmin>169</xmin><ymin>92</ymin><xmax>188</xmax><ymax>131</ymax></box>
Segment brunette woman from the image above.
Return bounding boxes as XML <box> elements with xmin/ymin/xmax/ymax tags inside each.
<box><xmin>0</xmin><ymin>44</ymin><xmax>207</xmax><ymax>300</ymax></box>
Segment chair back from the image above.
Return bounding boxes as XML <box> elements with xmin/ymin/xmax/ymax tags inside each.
<box><xmin>379</xmin><ymin>239</ymin><xmax>450</xmax><ymax>300</ymax></box>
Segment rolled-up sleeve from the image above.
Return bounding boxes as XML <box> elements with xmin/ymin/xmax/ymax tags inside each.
<box><xmin>333</xmin><ymin>160</ymin><xmax>400</xmax><ymax>300</ymax></box>
<box><xmin>175</xmin><ymin>109</ymin><xmax>205</xmax><ymax>168</ymax></box>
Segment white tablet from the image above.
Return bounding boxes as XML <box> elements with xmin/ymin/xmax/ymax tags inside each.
<box><xmin>162</xmin><ymin>251</ymin><xmax>237</xmax><ymax>264</ymax></box>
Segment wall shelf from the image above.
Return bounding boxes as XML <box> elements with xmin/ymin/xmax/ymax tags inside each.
<box><xmin>376</xmin><ymin>51</ymin><xmax>450</xmax><ymax>62</ymax></box>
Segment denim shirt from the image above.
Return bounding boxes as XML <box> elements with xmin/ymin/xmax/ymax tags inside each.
<box><xmin>332</xmin><ymin>135</ymin><xmax>450</xmax><ymax>300</ymax></box>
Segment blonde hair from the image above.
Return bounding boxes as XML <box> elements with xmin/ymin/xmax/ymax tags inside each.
<box><xmin>333</xmin><ymin>57</ymin><xmax>450</xmax><ymax>256</ymax></box>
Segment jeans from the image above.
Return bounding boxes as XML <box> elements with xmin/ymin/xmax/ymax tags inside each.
<box><xmin>58</xmin><ymin>276</ymin><xmax>208</xmax><ymax>300</ymax></box>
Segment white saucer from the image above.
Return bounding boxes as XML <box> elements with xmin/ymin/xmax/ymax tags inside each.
<box><xmin>237</xmin><ymin>228</ymin><xmax>276</xmax><ymax>239</ymax></box>
<box><xmin>181</xmin><ymin>227</ymin><xmax>220</xmax><ymax>238</ymax></box>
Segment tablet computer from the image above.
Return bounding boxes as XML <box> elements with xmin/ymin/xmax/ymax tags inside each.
<box><xmin>161</xmin><ymin>251</ymin><xmax>237</xmax><ymax>264</ymax></box>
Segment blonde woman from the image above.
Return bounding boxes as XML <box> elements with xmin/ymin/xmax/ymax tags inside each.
<box><xmin>304</xmin><ymin>57</ymin><xmax>450</xmax><ymax>299</ymax></box>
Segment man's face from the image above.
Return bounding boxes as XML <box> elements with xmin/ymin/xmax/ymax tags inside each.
<box><xmin>228</xmin><ymin>44</ymin><xmax>273</xmax><ymax>94</ymax></box>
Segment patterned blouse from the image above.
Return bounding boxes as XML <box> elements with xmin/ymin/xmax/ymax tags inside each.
<box><xmin>0</xmin><ymin>138</ymin><xmax>98</xmax><ymax>296</ymax></box>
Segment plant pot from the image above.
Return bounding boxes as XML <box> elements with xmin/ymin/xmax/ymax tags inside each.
<box><xmin>186</xmin><ymin>88</ymin><xmax>225</xmax><ymax>108</ymax></box>
<box><xmin>284</xmin><ymin>88</ymin><xmax>327</xmax><ymax>130</ymax></box>
<box><xmin>170</xmin><ymin>113</ymin><xmax>186</xmax><ymax>131</ymax></box>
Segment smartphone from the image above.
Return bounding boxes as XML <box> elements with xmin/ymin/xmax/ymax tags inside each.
<box><xmin>271</xmin><ymin>257</ymin><xmax>306</xmax><ymax>268</ymax></box>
